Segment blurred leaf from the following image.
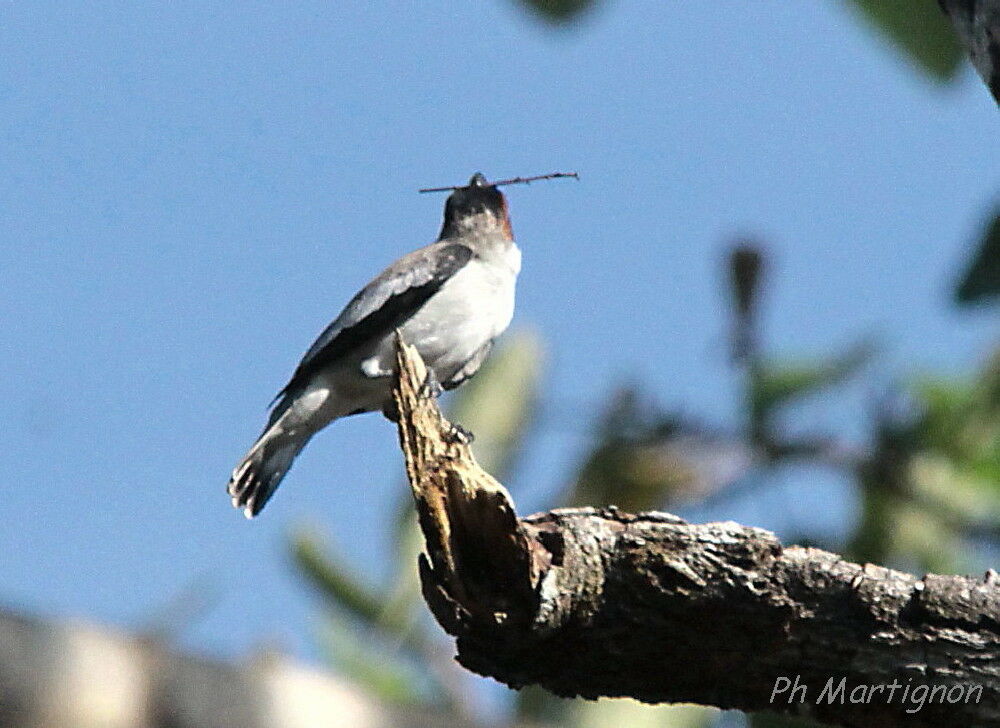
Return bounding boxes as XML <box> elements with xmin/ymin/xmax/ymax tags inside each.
<box><xmin>568</xmin><ymin>386</ymin><xmax>678</xmax><ymax>510</ymax></box>
<box><xmin>299</xmin><ymin>519</ymin><xmax>483</xmax><ymax>714</ymax></box>
<box><xmin>849</xmin><ymin>482</ymin><xmax>898</xmax><ymax>565</ymax></box>
<box><xmin>851</xmin><ymin>351</ymin><xmax>1000</xmax><ymax>569</ymax></box>
<box><xmin>728</xmin><ymin>241</ymin><xmax>767</xmax><ymax>362</ymax></box>
<box><xmin>983</xmin><ymin>348</ymin><xmax>1000</xmax><ymax>408</ymax></box>
<box><xmin>846</xmin><ymin>0</ymin><xmax>964</xmax><ymax>81</ymax></box>
<box><xmin>893</xmin><ymin>497</ymin><xmax>963</xmax><ymax>574</ymax></box>
<box><xmin>750</xmin><ymin>339</ymin><xmax>875</xmax><ymax>424</ymax></box>
<box><xmin>516</xmin><ymin>686</ymin><xmax>575</xmax><ymax>723</ymax></box>
<box><xmin>292</xmin><ymin>527</ymin><xmax>432</xmax><ymax>650</ymax></box>
<box><xmin>380</xmin><ymin>515</ymin><xmax>425</xmax><ymax>629</ymax></box>
<box><xmin>318</xmin><ymin>610</ymin><xmax>429</xmax><ymax>704</ymax></box>
<box><xmin>572</xmin><ymin>438</ymin><xmax>666</xmax><ymax>511</ymax></box>
<box><xmin>448</xmin><ymin>329</ymin><xmax>545</xmax><ymax>480</ymax></box>
<box><xmin>515</xmin><ymin>0</ymin><xmax>595</xmax><ymax>24</ymax></box>
<box><xmin>906</xmin><ymin>352</ymin><xmax>1000</xmax><ymax>537</ymax></box>
<box><xmin>569</xmin><ymin>384</ymin><xmax>757</xmax><ymax>512</ymax></box>
<box><xmin>909</xmin><ymin>454</ymin><xmax>1000</xmax><ymax>527</ymax></box>
<box><xmin>851</xmin><ymin>469</ymin><xmax>964</xmax><ymax>573</ymax></box>
<box><xmin>956</xmin><ymin>207</ymin><xmax>1000</xmax><ymax>305</ymax></box>
<box><xmin>570</xmin><ymin>698</ymin><xmax>716</xmax><ymax>728</ymax></box>
<box><xmin>573</xmin><ymin>426</ymin><xmax>756</xmax><ymax>510</ymax></box>
<box><xmin>518</xmin><ymin>691</ymin><xmax>715</xmax><ymax>728</ymax></box>
<box><xmin>729</xmin><ymin>243</ymin><xmax>766</xmax><ymax>318</ymax></box>
<box><xmin>291</xmin><ymin>528</ymin><xmax>388</xmax><ymax>629</ymax></box>
<box><xmin>913</xmin><ymin>353</ymin><xmax>1000</xmax><ymax>474</ymax></box>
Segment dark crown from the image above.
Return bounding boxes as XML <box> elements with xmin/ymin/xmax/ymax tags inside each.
<box><xmin>438</xmin><ymin>173</ymin><xmax>510</xmax><ymax>239</ymax></box>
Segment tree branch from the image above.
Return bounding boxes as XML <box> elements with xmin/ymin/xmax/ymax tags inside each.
<box><xmin>391</xmin><ymin>341</ymin><xmax>1000</xmax><ymax>727</ymax></box>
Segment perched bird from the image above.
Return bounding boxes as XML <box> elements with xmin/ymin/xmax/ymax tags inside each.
<box><xmin>228</xmin><ymin>173</ymin><xmax>521</xmax><ymax>518</ymax></box>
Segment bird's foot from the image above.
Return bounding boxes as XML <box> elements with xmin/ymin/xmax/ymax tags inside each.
<box><xmin>418</xmin><ymin>369</ymin><xmax>444</xmax><ymax>400</ymax></box>
<box><xmin>381</xmin><ymin>399</ymin><xmax>400</xmax><ymax>423</ymax></box>
<box><xmin>445</xmin><ymin>422</ymin><xmax>475</xmax><ymax>445</ymax></box>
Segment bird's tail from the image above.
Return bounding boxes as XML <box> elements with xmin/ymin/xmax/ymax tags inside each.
<box><xmin>229</xmin><ymin>384</ymin><xmax>334</xmax><ymax>518</ymax></box>
<box><xmin>228</xmin><ymin>397</ymin><xmax>312</xmax><ymax>518</ymax></box>
<box><xmin>227</xmin><ymin>422</ymin><xmax>306</xmax><ymax>518</ymax></box>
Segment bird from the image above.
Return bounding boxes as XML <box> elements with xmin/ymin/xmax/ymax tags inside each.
<box><xmin>228</xmin><ymin>172</ymin><xmax>521</xmax><ymax>518</ymax></box>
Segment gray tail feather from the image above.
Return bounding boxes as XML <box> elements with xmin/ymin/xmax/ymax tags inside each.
<box><xmin>227</xmin><ymin>426</ymin><xmax>304</xmax><ymax>519</ymax></box>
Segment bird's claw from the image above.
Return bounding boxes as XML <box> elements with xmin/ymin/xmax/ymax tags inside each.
<box><xmin>381</xmin><ymin>399</ymin><xmax>400</xmax><ymax>423</ymax></box>
<box><xmin>419</xmin><ymin>370</ymin><xmax>444</xmax><ymax>400</ymax></box>
<box><xmin>445</xmin><ymin>422</ymin><xmax>475</xmax><ymax>445</ymax></box>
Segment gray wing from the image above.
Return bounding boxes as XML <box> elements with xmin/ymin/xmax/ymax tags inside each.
<box><xmin>276</xmin><ymin>241</ymin><xmax>473</xmax><ymax>399</ymax></box>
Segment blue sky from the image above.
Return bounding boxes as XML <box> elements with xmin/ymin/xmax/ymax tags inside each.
<box><xmin>1</xmin><ymin>1</ymin><xmax>997</xmax><ymax>663</ymax></box>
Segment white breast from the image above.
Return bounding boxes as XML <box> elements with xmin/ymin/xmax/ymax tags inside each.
<box><xmin>402</xmin><ymin>245</ymin><xmax>519</xmax><ymax>375</ymax></box>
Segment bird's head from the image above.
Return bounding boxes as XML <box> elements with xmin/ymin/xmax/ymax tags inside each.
<box><xmin>438</xmin><ymin>173</ymin><xmax>513</xmax><ymax>241</ymax></box>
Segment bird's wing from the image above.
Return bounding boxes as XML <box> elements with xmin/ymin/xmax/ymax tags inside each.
<box><xmin>276</xmin><ymin>241</ymin><xmax>474</xmax><ymax>399</ymax></box>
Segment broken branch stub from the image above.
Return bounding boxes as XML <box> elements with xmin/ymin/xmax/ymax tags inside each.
<box><xmin>390</xmin><ymin>340</ymin><xmax>1000</xmax><ymax>727</ymax></box>
<box><xmin>391</xmin><ymin>338</ymin><xmax>539</xmax><ymax>634</ymax></box>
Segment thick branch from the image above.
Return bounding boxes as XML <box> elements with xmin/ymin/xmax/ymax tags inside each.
<box><xmin>392</xmin><ymin>342</ymin><xmax>1000</xmax><ymax>727</ymax></box>
<box><xmin>940</xmin><ymin>0</ymin><xmax>1000</xmax><ymax>103</ymax></box>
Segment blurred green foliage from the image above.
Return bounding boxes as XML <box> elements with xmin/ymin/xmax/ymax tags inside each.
<box><xmin>846</xmin><ymin>0</ymin><xmax>964</xmax><ymax>81</ymax></box>
<box><xmin>748</xmin><ymin>340</ymin><xmax>875</xmax><ymax>445</ymax></box>
<box><xmin>849</xmin><ymin>351</ymin><xmax>1000</xmax><ymax>572</ymax></box>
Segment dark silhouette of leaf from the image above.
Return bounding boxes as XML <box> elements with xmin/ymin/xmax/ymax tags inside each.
<box><xmin>728</xmin><ymin>241</ymin><xmax>767</xmax><ymax>362</ymax></box>
<box><xmin>750</xmin><ymin>339</ymin><xmax>876</xmax><ymax>422</ymax></box>
<box><xmin>847</xmin><ymin>0</ymin><xmax>964</xmax><ymax>81</ymax></box>
<box><xmin>956</xmin><ymin>206</ymin><xmax>1000</xmax><ymax>305</ymax></box>
<box><xmin>291</xmin><ymin>529</ymin><xmax>388</xmax><ymax>628</ymax></box>
<box><xmin>515</xmin><ymin>0</ymin><xmax>595</xmax><ymax>24</ymax></box>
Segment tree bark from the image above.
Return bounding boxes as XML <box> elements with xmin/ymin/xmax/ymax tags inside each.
<box><xmin>939</xmin><ymin>0</ymin><xmax>1000</xmax><ymax>103</ymax></box>
<box><xmin>390</xmin><ymin>340</ymin><xmax>1000</xmax><ymax>728</ymax></box>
